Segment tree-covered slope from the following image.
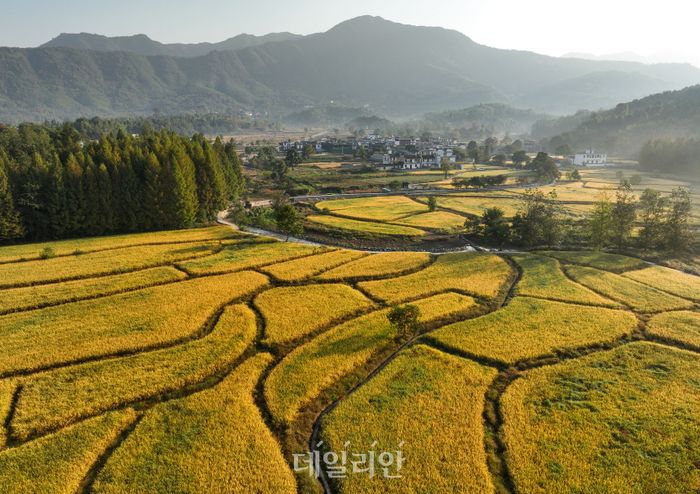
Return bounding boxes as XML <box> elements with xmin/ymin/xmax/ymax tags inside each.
<box><xmin>548</xmin><ymin>85</ymin><xmax>700</xmax><ymax>156</ymax></box>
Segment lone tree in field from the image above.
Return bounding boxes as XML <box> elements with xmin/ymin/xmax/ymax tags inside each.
<box><xmin>610</xmin><ymin>182</ymin><xmax>637</xmax><ymax>250</ymax></box>
<box><xmin>273</xmin><ymin>198</ymin><xmax>303</xmax><ymax>241</ymax></box>
<box><xmin>588</xmin><ymin>192</ymin><xmax>614</xmax><ymax>249</ymax></box>
<box><xmin>512</xmin><ymin>150</ymin><xmax>530</xmax><ymax>167</ymax></box>
<box><xmin>465</xmin><ymin>207</ymin><xmax>509</xmax><ymax>247</ymax></box>
<box><xmin>511</xmin><ymin>189</ymin><xmax>563</xmax><ymax>247</ymax></box>
<box><xmin>440</xmin><ymin>157</ymin><xmax>452</xmax><ymax>179</ymax></box>
<box><xmin>285</xmin><ymin>148</ymin><xmax>302</xmax><ymax>167</ymax></box>
<box><xmin>388</xmin><ymin>304</ymin><xmax>421</xmax><ymax>342</ymax></box>
<box><xmin>427</xmin><ymin>196</ymin><xmax>437</xmax><ymax>212</ymax></box>
<box><xmin>663</xmin><ymin>187</ymin><xmax>693</xmax><ymax>252</ymax></box>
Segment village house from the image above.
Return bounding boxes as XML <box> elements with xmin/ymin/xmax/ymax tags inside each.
<box><xmin>572</xmin><ymin>149</ymin><xmax>608</xmax><ymax>166</ymax></box>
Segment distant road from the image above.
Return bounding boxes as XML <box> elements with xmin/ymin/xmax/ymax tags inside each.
<box><xmin>290</xmin><ymin>181</ymin><xmax>549</xmax><ymax>203</ymax></box>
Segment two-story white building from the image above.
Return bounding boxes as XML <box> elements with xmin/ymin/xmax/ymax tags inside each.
<box><xmin>573</xmin><ymin>149</ymin><xmax>608</xmax><ymax>166</ymax></box>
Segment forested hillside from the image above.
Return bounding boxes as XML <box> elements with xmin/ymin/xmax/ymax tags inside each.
<box><xmin>0</xmin><ymin>124</ymin><xmax>244</xmax><ymax>242</ymax></box>
<box><xmin>423</xmin><ymin>103</ymin><xmax>548</xmax><ymax>135</ymax></box>
<box><xmin>548</xmin><ymin>85</ymin><xmax>700</xmax><ymax>156</ymax></box>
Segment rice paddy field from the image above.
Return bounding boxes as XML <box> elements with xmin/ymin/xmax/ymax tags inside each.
<box><xmin>0</xmin><ymin>225</ymin><xmax>698</xmax><ymax>493</ymax></box>
<box><xmin>306</xmin><ymin>214</ymin><xmax>427</xmax><ymax>237</ymax></box>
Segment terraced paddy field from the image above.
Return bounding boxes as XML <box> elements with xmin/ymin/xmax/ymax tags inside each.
<box><xmin>0</xmin><ymin>227</ymin><xmax>698</xmax><ymax>493</ymax></box>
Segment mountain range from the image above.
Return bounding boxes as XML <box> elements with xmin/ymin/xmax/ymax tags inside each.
<box><xmin>1</xmin><ymin>16</ymin><xmax>699</xmax><ymax>123</ymax></box>
<box><xmin>41</xmin><ymin>32</ymin><xmax>302</xmax><ymax>57</ymax></box>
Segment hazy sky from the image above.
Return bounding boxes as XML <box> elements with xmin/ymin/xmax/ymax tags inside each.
<box><xmin>2</xmin><ymin>0</ymin><xmax>698</xmax><ymax>65</ymax></box>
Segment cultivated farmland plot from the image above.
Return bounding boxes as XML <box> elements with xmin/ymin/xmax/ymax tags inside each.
<box><xmin>0</xmin><ymin>229</ymin><xmax>698</xmax><ymax>493</ymax></box>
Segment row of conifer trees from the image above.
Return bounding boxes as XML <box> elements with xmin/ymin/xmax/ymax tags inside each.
<box><xmin>0</xmin><ymin>123</ymin><xmax>244</xmax><ymax>242</ymax></box>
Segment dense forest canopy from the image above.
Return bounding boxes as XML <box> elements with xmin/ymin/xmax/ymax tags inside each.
<box><xmin>639</xmin><ymin>138</ymin><xmax>700</xmax><ymax>175</ymax></box>
<box><xmin>0</xmin><ymin>123</ymin><xmax>244</xmax><ymax>242</ymax></box>
<box><xmin>49</xmin><ymin>114</ymin><xmax>277</xmax><ymax>139</ymax></box>
<box><xmin>547</xmin><ymin>85</ymin><xmax>700</xmax><ymax>156</ymax></box>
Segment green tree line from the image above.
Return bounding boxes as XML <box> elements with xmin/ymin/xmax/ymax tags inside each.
<box><xmin>639</xmin><ymin>138</ymin><xmax>700</xmax><ymax>175</ymax></box>
<box><xmin>467</xmin><ymin>184</ymin><xmax>694</xmax><ymax>253</ymax></box>
<box><xmin>0</xmin><ymin>124</ymin><xmax>244</xmax><ymax>242</ymax></box>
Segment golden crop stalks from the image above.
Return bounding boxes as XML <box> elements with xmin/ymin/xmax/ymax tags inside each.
<box><xmin>501</xmin><ymin>342</ymin><xmax>700</xmax><ymax>494</ymax></box>
<box><xmin>91</xmin><ymin>354</ymin><xmax>297</xmax><ymax>494</ymax></box>
<box><xmin>427</xmin><ymin>297</ymin><xmax>637</xmax><ymax>366</ymax></box>
<box><xmin>11</xmin><ymin>304</ymin><xmax>257</xmax><ymax>441</ymax></box>
<box><xmin>319</xmin><ymin>344</ymin><xmax>496</xmax><ymax>494</ymax></box>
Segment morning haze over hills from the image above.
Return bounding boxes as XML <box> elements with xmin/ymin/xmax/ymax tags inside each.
<box><xmin>1</xmin><ymin>15</ymin><xmax>699</xmax><ymax>124</ymax></box>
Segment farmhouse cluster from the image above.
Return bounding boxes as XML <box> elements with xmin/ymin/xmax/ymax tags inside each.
<box><xmin>281</xmin><ymin>135</ymin><xmax>461</xmax><ymax>171</ymax></box>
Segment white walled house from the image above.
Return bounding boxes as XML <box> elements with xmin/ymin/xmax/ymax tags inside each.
<box><xmin>573</xmin><ymin>149</ymin><xmax>608</xmax><ymax>166</ymax></box>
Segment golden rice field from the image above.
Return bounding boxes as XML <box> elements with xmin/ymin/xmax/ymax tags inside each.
<box><xmin>622</xmin><ymin>265</ymin><xmax>700</xmax><ymax>301</ymax></box>
<box><xmin>317</xmin><ymin>251</ymin><xmax>430</xmax><ymax>280</ymax></box>
<box><xmin>392</xmin><ymin>210</ymin><xmax>466</xmax><ymax>232</ymax></box>
<box><xmin>0</xmin><ymin>266</ymin><xmax>187</xmax><ymax>314</ymax></box>
<box><xmin>255</xmin><ymin>284</ymin><xmax>375</xmax><ymax>345</ymax></box>
<box><xmin>501</xmin><ymin>343</ymin><xmax>700</xmax><ymax>494</ymax></box>
<box><xmin>427</xmin><ymin>297</ymin><xmax>637</xmax><ymax>365</ymax></box>
<box><xmin>315</xmin><ymin>196</ymin><xmax>427</xmax><ymax>221</ymax></box>
<box><xmin>0</xmin><ymin>226</ymin><xmax>238</xmax><ymax>264</ymax></box>
<box><xmin>259</xmin><ymin>249</ymin><xmax>366</xmax><ymax>281</ymax></box>
<box><xmin>0</xmin><ymin>270</ymin><xmax>268</xmax><ymax>376</ymax></box>
<box><xmin>0</xmin><ymin>380</ymin><xmax>15</xmax><ymax>448</ymax></box>
<box><xmin>565</xmin><ymin>265</ymin><xmax>694</xmax><ymax>312</ymax></box>
<box><xmin>647</xmin><ymin>311</ymin><xmax>700</xmax><ymax>350</ymax></box>
<box><xmin>0</xmin><ymin>241</ymin><xmax>225</xmax><ymax>288</ymax></box>
<box><xmin>358</xmin><ymin>252</ymin><xmax>513</xmax><ymax>303</ymax></box>
<box><xmin>511</xmin><ymin>254</ymin><xmax>619</xmax><ymax>307</ymax></box>
<box><xmin>0</xmin><ymin>409</ymin><xmax>138</xmax><ymax>494</ymax></box>
<box><xmin>427</xmin><ymin>193</ymin><xmax>523</xmax><ymax>217</ymax></box>
<box><xmin>539</xmin><ymin>249</ymin><xmax>647</xmax><ymax>272</ymax></box>
<box><xmin>264</xmin><ymin>292</ymin><xmax>479</xmax><ymax>427</ymax></box>
<box><xmin>11</xmin><ymin>304</ymin><xmax>257</xmax><ymax>441</ymax></box>
<box><xmin>0</xmin><ymin>229</ymin><xmax>698</xmax><ymax>494</ymax></box>
<box><xmin>319</xmin><ymin>344</ymin><xmax>496</xmax><ymax>494</ymax></box>
<box><xmin>306</xmin><ymin>214</ymin><xmax>426</xmax><ymax>236</ymax></box>
<box><xmin>91</xmin><ymin>354</ymin><xmax>297</xmax><ymax>494</ymax></box>
<box><xmin>177</xmin><ymin>241</ymin><xmax>317</xmax><ymax>275</ymax></box>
